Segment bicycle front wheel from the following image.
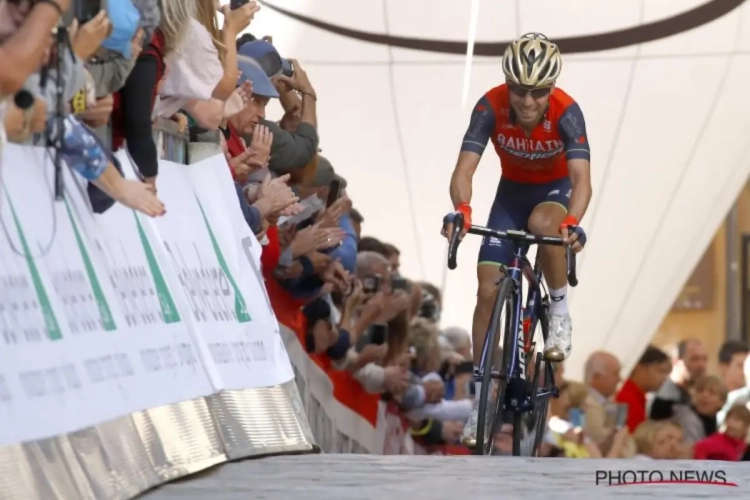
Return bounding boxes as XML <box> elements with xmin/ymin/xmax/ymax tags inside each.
<box><xmin>513</xmin><ymin>353</ymin><xmax>551</xmax><ymax>456</ymax></box>
<box><xmin>513</xmin><ymin>305</ymin><xmax>554</xmax><ymax>456</ymax></box>
<box><xmin>475</xmin><ymin>277</ymin><xmax>514</xmax><ymax>456</ymax></box>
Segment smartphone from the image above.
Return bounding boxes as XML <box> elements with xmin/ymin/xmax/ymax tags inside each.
<box><xmin>230</xmin><ymin>0</ymin><xmax>251</xmax><ymax>9</ymax></box>
<box><xmin>363</xmin><ymin>275</ymin><xmax>381</xmax><ymax>294</ymax></box>
<box><xmin>615</xmin><ymin>403</ymin><xmax>629</xmax><ymax>429</ymax></box>
<box><xmin>326</xmin><ymin>179</ymin><xmax>342</xmax><ymax>208</ymax></box>
<box><xmin>74</xmin><ymin>0</ymin><xmax>105</xmax><ymax>24</ymax></box>
<box><xmin>455</xmin><ymin>360</ymin><xmax>475</xmax><ymax>375</ymax></box>
<box><xmin>390</xmin><ymin>275</ymin><xmax>409</xmax><ymax>292</ymax></box>
<box><xmin>569</xmin><ymin>408</ymin><xmax>585</xmax><ymax>429</ymax></box>
<box><xmin>369</xmin><ymin>324</ymin><xmax>388</xmax><ymax>345</ymax></box>
<box><xmin>277</xmin><ymin>195</ymin><xmax>324</xmax><ymax>228</ymax></box>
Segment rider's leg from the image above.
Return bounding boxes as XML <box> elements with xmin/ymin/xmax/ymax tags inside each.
<box><xmin>472</xmin><ymin>264</ymin><xmax>505</xmax><ymax>367</ymax></box>
<box><xmin>527</xmin><ymin>202</ymin><xmax>568</xmax><ymax>289</ymax></box>
<box><xmin>526</xmin><ymin>180</ymin><xmax>573</xmax><ymax>361</ymax></box>
<box><xmin>462</xmin><ymin>179</ymin><xmax>526</xmax><ymax>447</ymax></box>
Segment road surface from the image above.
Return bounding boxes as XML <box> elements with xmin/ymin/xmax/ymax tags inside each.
<box><xmin>143</xmin><ymin>454</ymin><xmax>749</xmax><ymax>499</ymax></box>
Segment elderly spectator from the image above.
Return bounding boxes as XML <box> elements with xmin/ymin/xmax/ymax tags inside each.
<box><xmin>581</xmin><ymin>350</ymin><xmax>636</xmax><ymax>457</ymax></box>
<box><xmin>442</xmin><ymin>326</ymin><xmax>472</xmax><ymax>360</ymax></box>
<box><xmin>238</xmin><ymin>38</ymin><xmax>319</xmax><ymax>174</ymax></box>
<box><xmin>650</xmin><ymin>339</ymin><xmax>708</xmax><ymax>420</ymax></box>
<box><xmin>223</xmin><ymin>56</ymin><xmax>279</xmax><ymax>183</ymax></box>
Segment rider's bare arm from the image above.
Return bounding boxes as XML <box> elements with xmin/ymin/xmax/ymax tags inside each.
<box><xmin>558</xmin><ymin>103</ymin><xmax>592</xmax><ymax>222</ymax></box>
<box><xmin>450</xmin><ymin>95</ymin><xmax>496</xmax><ymax>207</ymax></box>
<box><xmin>567</xmin><ymin>159</ymin><xmax>592</xmax><ymax>223</ymax></box>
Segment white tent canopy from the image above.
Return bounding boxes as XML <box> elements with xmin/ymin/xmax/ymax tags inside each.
<box><xmin>249</xmin><ymin>0</ymin><xmax>750</xmax><ymax>379</ymax></box>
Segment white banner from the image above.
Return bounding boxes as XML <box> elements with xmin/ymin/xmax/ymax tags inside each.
<box><xmin>186</xmin><ymin>156</ymin><xmax>292</xmax><ymax>383</ymax></box>
<box><xmin>121</xmin><ymin>153</ymin><xmax>293</xmax><ymax>391</ymax></box>
<box><xmin>0</xmin><ymin>144</ymin><xmax>293</xmax><ymax>445</ymax></box>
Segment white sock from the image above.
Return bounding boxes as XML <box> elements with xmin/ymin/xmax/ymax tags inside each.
<box><xmin>549</xmin><ymin>286</ymin><xmax>569</xmax><ymax>315</ymax></box>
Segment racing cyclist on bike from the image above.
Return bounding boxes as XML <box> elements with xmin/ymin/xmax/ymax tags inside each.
<box><xmin>441</xmin><ymin>33</ymin><xmax>592</xmax><ymax>448</ymax></box>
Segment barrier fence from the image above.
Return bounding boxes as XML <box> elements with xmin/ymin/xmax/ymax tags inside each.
<box><xmin>0</xmin><ymin>130</ymin><xmax>315</xmax><ymax>499</ymax></box>
<box><xmin>273</xmin><ymin>286</ymin><xmax>466</xmax><ymax>456</ymax></box>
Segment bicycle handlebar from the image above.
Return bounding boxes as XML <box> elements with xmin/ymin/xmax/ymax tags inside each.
<box><xmin>446</xmin><ymin>212</ymin><xmax>578</xmax><ymax>287</ymax></box>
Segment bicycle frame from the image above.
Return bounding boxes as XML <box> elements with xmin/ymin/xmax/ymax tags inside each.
<box><xmin>477</xmin><ymin>244</ymin><xmax>555</xmax><ymax>414</ymax></box>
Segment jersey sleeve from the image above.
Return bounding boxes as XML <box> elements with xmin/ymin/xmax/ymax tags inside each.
<box><xmin>460</xmin><ymin>95</ymin><xmax>496</xmax><ymax>155</ymax></box>
<box><xmin>557</xmin><ymin>102</ymin><xmax>591</xmax><ymax>161</ymax></box>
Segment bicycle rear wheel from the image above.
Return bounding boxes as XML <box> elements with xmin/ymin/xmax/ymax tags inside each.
<box><xmin>475</xmin><ymin>277</ymin><xmax>514</xmax><ymax>456</ymax></box>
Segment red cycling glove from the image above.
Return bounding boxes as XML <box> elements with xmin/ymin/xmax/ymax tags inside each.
<box><xmin>559</xmin><ymin>214</ymin><xmax>579</xmax><ymax>232</ymax></box>
<box><xmin>456</xmin><ymin>202</ymin><xmax>472</xmax><ymax>231</ymax></box>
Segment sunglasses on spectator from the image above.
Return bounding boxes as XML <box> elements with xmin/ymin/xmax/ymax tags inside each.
<box><xmin>508</xmin><ymin>83</ymin><xmax>552</xmax><ymax>99</ymax></box>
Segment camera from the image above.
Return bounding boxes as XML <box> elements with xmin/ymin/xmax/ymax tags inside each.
<box><xmin>390</xmin><ymin>275</ymin><xmax>410</xmax><ymax>292</ymax></box>
<box><xmin>362</xmin><ymin>275</ymin><xmax>381</xmax><ymax>294</ymax></box>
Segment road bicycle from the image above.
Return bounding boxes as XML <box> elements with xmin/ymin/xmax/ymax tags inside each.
<box><xmin>446</xmin><ymin>212</ymin><xmax>579</xmax><ymax>456</ymax></box>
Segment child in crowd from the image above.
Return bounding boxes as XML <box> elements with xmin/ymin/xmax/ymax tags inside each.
<box><xmin>693</xmin><ymin>404</ymin><xmax>750</xmax><ymax>461</ymax></box>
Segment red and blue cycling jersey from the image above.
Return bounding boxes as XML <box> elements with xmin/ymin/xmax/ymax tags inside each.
<box><xmin>461</xmin><ymin>84</ymin><xmax>590</xmax><ymax>184</ymax></box>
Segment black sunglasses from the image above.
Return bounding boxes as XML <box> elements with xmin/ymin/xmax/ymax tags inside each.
<box><xmin>508</xmin><ymin>84</ymin><xmax>552</xmax><ymax>99</ymax></box>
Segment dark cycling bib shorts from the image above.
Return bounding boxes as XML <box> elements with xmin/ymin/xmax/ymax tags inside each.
<box><xmin>478</xmin><ymin>177</ymin><xmax>571</xmax><ymax>267</ymax></box>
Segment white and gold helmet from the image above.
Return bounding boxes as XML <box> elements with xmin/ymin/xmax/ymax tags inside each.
<box><xmin>502</xmin><ymin>33</ymin><xmax>562</xmax><ymax>88</ymax></box>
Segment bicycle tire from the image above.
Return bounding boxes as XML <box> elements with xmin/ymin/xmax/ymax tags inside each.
<box><xmin>513</xmin><ymin>353</ymin><xmax>551</xmax><ymax>456</ymax></box>
<box><xmin>513</xmin><ymin>305</ymin><xmax>553</xmax><ymax>456</ymax></box>
<box><xmin>475</xmin><ymin>277</ymin><xmax>514</xmax><ymax>456</ymax></box>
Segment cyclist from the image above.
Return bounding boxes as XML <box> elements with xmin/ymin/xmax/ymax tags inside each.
<box><xmin>441</xmin><ymin>33</ymin><xmax>592</xmax><ymax>447</ymax></box>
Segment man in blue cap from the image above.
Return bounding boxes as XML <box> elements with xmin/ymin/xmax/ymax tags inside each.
<box><xmin>237</xmin><ymin>36</ymin><xmax>319</xmax><ymax>176</ymax></box>
<box><xmin>239</xmin><ymin>38</ymin><xmax>294</xmax><ymax>78</ymax></box>
<box><xmin>224</xmin><ymin>56</ymin><xmax>279</xmax><ymax>182</ymax></box>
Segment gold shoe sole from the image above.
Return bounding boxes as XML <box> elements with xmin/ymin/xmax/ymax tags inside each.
<box><xmin>461</xmin><ymin>435</ymin><xmax>477</xmax><ymax>448</ymax></box>
<box><xmin>543</xmin><ymin>347</ymin><xmax>566</xmax><ymax>362</ymax></box>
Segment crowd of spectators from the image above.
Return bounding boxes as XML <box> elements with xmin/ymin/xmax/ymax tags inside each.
<box><xmin>540</xmin><ymin>339</ymin><xmax>750</xmax><ymax>461</ymax></box>
<box><xmin>3</xmin><ymin>0</ymin><xmax>750</xmax><ymax>461</ymax></box>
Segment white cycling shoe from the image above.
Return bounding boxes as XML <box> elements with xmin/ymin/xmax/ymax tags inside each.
<box><xmin>461</xmin><ymin>401</ymin><xmax>480</xmax><ymax>448</ymax></box>
<box><xmin>543</xmin><ymin>313</ymin><xmax>572</xmax><ymax>362</ymax></box>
